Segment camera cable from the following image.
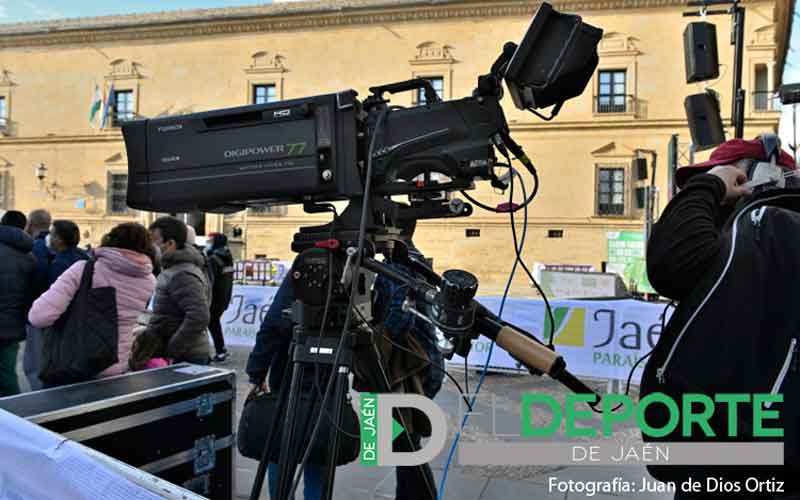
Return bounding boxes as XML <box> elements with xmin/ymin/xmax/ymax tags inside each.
<box><xmin>288</xmin><ymin>106</ymin><xmax>437</xmax><ymax>500</ymax></box>
<box><xmin>437</xmin><ymin>165</ymin><xmax>530</xmax><ymax>499</ymax></box>
<box><xmin>590</xmin><ymin>300</ymin><xmax>676</xmax><ymax>414</ymax></box>
<box><xmin>351</xmin><ymin>304</ymin><xmax>474</xmax><ymax>412</ymax></box>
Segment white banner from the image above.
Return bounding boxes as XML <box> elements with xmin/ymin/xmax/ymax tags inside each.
<box><xmin>221</xmin><ymin>285</ymin><xmax>280</xmax><ymax>346</ymax></box>
<box><xmin>451</xmin><ymin>298</ymin><xmax>674</xmax><ymax>383</ymax></box>
<box><xmin>220</xmin><ymin>286</ymin><xmax>673</xmax><ymax>382</ymax></box>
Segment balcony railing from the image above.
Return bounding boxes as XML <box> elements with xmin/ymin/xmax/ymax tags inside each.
<box><xmin>752</xmin><ymin>90</ymin><xmax>782</xmax><ymax>112</ymax></box>
<box><xmin>593</xmin><ymin>95</ymin><xmax>639</xmax><ymax>115</ymax></box>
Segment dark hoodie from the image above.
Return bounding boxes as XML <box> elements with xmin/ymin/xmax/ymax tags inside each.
<box><xmin>146</xmin><ymin>245</ymin><xmax>210</xmax><ymax>362</ymax></box>
<box><xmin>0</xmin><ymin>226</ymin><xmax>36</xmax><ymax>342</ymax></box>
<box><xmin>207</xmin><ymin>234</ymin><xmax>234</xmax><ymax>315</ymax></box>
<box><xmin>647</xmin><ymin>174</ymin><xmax>735</xmax><ymax>300</ymax></box>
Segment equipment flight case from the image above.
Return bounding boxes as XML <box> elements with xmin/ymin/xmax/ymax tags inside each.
<box><xmin>0</xmin><ymin>363</ymin><xmax>235</xmax><ymax>500</ymax></box>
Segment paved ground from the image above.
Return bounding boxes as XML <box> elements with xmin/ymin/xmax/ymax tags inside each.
<box><xmin>219</xmin><ymin>347</ymin><xmax>674</xmax><ymax>500</ymax></box>
<box><xmin>15</xmin><ymin>344</ymin><xmax>675</xmax><ymax>500</ymax></box>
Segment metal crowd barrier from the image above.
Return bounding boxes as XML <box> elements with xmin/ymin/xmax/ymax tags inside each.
<box><xmin>233</xmin><ymin>260</ymin><xmax>290</xmax><ymax>286</ymax></box>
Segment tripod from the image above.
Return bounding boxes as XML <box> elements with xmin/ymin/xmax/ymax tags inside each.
<box><xmin>246</xmin><ymin>192</ymin><xmax>601</xmax><ymax>500</ymax></box>
<box><xmin>247</xmin><ymin>246</ymin><xmax>440</xmax><ymax>500</ymax></box>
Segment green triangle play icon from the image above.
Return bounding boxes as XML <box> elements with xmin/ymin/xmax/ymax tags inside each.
<box><xmin>391</xmin><ymin>418</ymin><xmax>405</xmax><ymax>441</ymax></box>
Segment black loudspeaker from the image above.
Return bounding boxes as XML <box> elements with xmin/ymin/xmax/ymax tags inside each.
<box><xmin>683</xmin><ymin>22</ymin><xmax>720</xmax><ymax>83</ymax></box>
<box><xmin>780</xmin><ymin>83</ymin><xmax>800</xmax><ymax>105</ymax></box>
<box><xmin>635</xmin><ymin>187</ymin><xmax>647</xmax><ymax>209</ymax></box>
<box><xmin>633</xmin><ymin>158</ymin><xmax>648</xmax><ymax>180</ymax></box>
<box><xmin>685</xmin><ymin>92</ymin><xmax>726</xmax><ymax>151</ymax></box>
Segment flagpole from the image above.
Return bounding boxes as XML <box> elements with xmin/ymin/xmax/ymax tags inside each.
<box><xmin>100</xmin><ymin>83</ymin><xmax>115</xmax><ymax>130</ymax></box>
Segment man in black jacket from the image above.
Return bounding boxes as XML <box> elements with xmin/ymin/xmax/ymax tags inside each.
<box><xmin>0</xmin><ymin>211</ymin><xmax>36</xmax><ymax>396</ymax></box>
<box><xmin>205</xmin><ymin>232</ymin><xmax>234</xmax><ymax>362</ymax></box>
<box><xmin>23</xmin><ymin>208</ymin><xmax>50</xmax><ymax>390</ymax></box>
<box><xmin>646</xmin><ymin>137</ymin><xmax>798</xmax><ymax>500</ymax></box>
<box><xmin>147</xmin><ymin>217</ymin><xmax>211</xmax><ymax>365</ymax></box>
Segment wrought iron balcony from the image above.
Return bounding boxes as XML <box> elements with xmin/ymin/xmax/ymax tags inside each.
<box><xmin>593</xmin><ymin>95</ymin><xmax>639</xmax><ymax>115</ymax></box>
<box><xmin>752</xmin><ymin>90</ymin><xmax>782</xmax><ymax>112</ymax></box>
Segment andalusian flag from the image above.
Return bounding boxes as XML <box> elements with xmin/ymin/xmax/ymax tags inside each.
<box><xmin>89</xmin><ymin>83</ymin><xmax>102</xmax><ymax>128</ymax></box>
<box><xmin>100</xmin><ymin>83</ymin><xmax>115</xmax><ymax>129</ymax></box>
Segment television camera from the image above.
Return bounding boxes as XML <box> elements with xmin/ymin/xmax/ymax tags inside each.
<box><xmin>122</xmin><ymin>4</ymin><xmax>605</xmax><ymax>499</ymax></box>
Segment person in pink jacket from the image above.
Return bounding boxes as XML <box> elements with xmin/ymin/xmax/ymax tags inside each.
<box><xmin>28</xmin><ymin>223</ymin><xmax>157</xmax><ymax>378</ymax></box>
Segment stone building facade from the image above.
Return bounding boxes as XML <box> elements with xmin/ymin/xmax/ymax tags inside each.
<box><xmin>0</xmin><ymin>0</ymin><xmax>792</xmax><ymax>293</ymax></box>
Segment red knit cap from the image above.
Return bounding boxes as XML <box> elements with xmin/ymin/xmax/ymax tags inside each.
<box><xmin>676</xmin><ymin>137</ymin><xmax>795</xmax><ymax>188</ymax></box>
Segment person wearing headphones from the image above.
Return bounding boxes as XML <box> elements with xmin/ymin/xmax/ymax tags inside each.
<box><xmin>648</xmin><ymin>135</ymin><xmax>796</xmax><ymax>299</ymax></box>
<box><xmin>642</xmin><ymin>135</ymin><xmax>799</xmax><ymax>499</ymax></box>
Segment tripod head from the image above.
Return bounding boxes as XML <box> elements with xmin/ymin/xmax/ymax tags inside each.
<box><xmin>288</xmin><ymin>198</ymin><xmax>602</xmax><ymax>408</ymax></box>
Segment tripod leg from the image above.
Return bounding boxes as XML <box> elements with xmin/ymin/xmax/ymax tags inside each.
<box><xmin>248</xmin><ymin>360</ymin><xmax>293</xmax><ymax>500</ymax></box>
<box><xmin>320</xmin><ymin>365</ymin><xmax>350</xmax><ymax>500</ymax></box>
<box><xmin>355</xmin><ymin>341</ymin><xmax>439</xmax><ymax>500</ymax></box>
<box><xmin>275</xmin><ymin>361</ymin><xmax>306</xmax><ymax>500</ymax></box>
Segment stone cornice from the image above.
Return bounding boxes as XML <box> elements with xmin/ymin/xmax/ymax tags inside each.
<box><xmin>0</xmin><ymin>0</ymin><xmax>776</xmax><ymax>49</ymax></box>
<box><xmin>0</xmin><ymin>133</ymin><xmax>123</xmax><ymax>145</ymax></box>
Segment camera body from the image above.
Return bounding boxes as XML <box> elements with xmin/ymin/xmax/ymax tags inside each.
<box><xmin>121</xmin><ymin>2</ymin><xmax>603</xmax><ymax>216</ymax></box>
<box><xmin>123</xmin><ymin>90</ymin><xmax>507</xmax><ymax>213</ymax></box>
<box><xmin>123</xmin><ymin>92</ymin><xmax>362</xmax><ymax>213</ymax></box>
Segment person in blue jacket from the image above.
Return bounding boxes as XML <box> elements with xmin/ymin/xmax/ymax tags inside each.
<box><xmin>46</xmin><ymin>220</ymin><xmax>88</xmax><ymax>284</ymax></box>
<box><xmin>245</xmin><ymin>221</ymin><xmax>441</xmax><ymax>500</ymax></box>
<box><xmin>23</xmin><ymin>215</ymin><xmax>87</xmax><ymax>390</ymax></box>
<box><xmin>245</xmin><ymin>273</ymin><xmax>325</xmax><ymax>500</ymax></box>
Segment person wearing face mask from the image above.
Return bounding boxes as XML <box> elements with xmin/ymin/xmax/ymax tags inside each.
<box><xmin>150</xmin><ymin>242</ymin><xmax>162</xmax><ymax>278</ymax></box>
<box><xmin>22</xmin><ymin>218</ymin><xmax>86</xmax><ymax>390</ymax></box>
<box><xmin>46</xmin><ymin>220</ymin><xmax>88</xmax><ymax>286</ymax></box>
<box><xmin>23</xmin><ymin>209</ymin><xmax>52</xmax><ymax>390</ymax></box>
<box><xmin>29</xmin><ymin>223</ymin><xmax>156</xmax><ymax>382</ymax></box>
<box><xmin>204</xmin><ymin>233</ymin><xmax>234</xmax><ymax>363</ymax></box>
<box><xmin>641</xmin><ymin>135</ymin><xmax>800</xmax><ymax>499</ymax></box>
<box><xmin>144</xmin><ymin>216</ymin><xmax>211</xmax><ymax>365</ymax></box>
<box><xmin>26</xmin><ymin>209</ymin><xmax>52</xmax><ymax>301</ymax></box>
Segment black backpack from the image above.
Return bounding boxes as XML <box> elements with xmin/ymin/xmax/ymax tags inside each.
<box><xmin>641</xmin><ymin>191</ymin><xmax>800</xmax><ymax>489</ymax></box>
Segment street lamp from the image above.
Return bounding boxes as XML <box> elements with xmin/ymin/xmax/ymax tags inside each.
<box><xmin>35</xmin><ymin>162</ymin><xmax>46</xmax><ymax>182</ymax></box>
<box><xmin>35</xmin><ymin>162</ymin><xmax>60</xmax><ymax>200</ymax></box>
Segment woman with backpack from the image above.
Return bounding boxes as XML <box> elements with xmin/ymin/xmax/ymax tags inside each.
<box><xmin>28</xmin><ymin>223</ymin><xmax>156</xmax><ymax>382</ymax></box>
